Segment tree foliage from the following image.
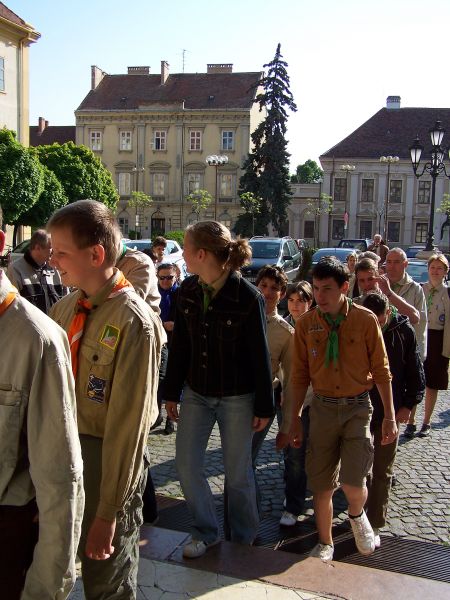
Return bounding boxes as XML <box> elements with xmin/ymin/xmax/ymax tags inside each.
<box><xmin>304</xmin><ymin>193</ymin><xmax>333</xmax><ymax>248</ymax></box>
<box><xmin>17</xmin><ymin>164</ymin><xmax>67</xmax><ymax>228</ymax></box>
<box><xmin>237</xmin><ymin>43</ymin><xmax>297</xmax><ymax>236</ymax></box>
<box><xmin>291</xmin><ymin>159</ymin><xmax>323</xmax><ymax>184</ymax></box>
<box><xmin>233</xmin><ymin>192</ymin><xmax>262</xmax><ymax>237</ymax></box>
<box><xmin>35</xmin><ymin>142</ymin><xmax>119</xmax><ymax>209</ymax></box>
<box><xmin>0</xmin><ymin>128</ymin><xmax>44</xmax><ymax>225</ymax></box>
<box><xmin>186</xmin><ymin>189</ymin><xmax>213</xmax><ymax>217</ymax></box>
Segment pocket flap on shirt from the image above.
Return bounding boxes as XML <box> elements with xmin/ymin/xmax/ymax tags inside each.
<box><xmin>80</xmin><ymin>340</ymin><xmax>115</xmax><ymax>366</ymax></box>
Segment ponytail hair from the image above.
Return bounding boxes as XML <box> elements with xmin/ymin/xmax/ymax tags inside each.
<box><xmin>186</xmin><ymin>220</ymin><xmax>251</xmax><ymax>272</ymax></box>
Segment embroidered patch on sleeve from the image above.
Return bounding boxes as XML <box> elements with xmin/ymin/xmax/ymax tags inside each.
<box><xmin>87</xmin><ymin>374</ymin><xmax>107</xmax><ymax>404</ymax></box>
<box><xmin>99</xmin><ymin>324</ymin><xmax>120</xmax><ymax>350</ymax></box>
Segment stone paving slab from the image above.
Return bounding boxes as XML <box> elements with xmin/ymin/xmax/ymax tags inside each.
<box><xmin>149</xmin><ymin>390</ymin><xmax>450</xmax><ymax>545</ymax></box>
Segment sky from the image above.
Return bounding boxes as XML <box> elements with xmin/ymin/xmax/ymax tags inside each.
<box><xmin>7</xmin><ymin>0</ymin><xmax>450</xmax><ymax>171</ymax></box>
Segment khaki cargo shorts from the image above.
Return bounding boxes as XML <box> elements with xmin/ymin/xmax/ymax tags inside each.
<box><xmin>306</xmin><ymin>393</ymin><xmax>374</xmax><ymax>491</ymax></box>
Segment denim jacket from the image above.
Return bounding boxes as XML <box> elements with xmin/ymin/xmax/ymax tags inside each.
<box><xmin>164</xmin><ymin>271</ymin><xmax>274</xmax><ymax>418</ymax></box>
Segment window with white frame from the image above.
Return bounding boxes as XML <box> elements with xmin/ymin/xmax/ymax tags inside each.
<box><xmin>361</xmin><ymin>179</ymin><xmax>374</xmax><ymax>202</ymax></box>
<box><xmin>154</xmin><ymin>130</ymin><xmax>167</xmax><ymax>151</ymax></box>
<box><xmin>118</xmin><ymin>172</ymin><xmax>131</xmax><ymax>196</ymax></box>
<box><xmin>418</xmin><ymin>181</ymin><xmax>431</xmax><ymax>204</ymax></box>
<box><xmin>389</xmin><ymin>180</ymin><xmax>402</xmax><ymax>203</ymax></box>
<box><xmin>387</xmin><ymin>221</ymin><xmax>400</xmax><ymax>242</ymax></box>
<box><xmin>219</xmin><ymin>173</ymin><xmax>234</xmax><ymax>200</ymax></box>
<box><xmin>118</xmin><ymin>216</ymin><xmax>129</xmax><ymax>235</ymax></box>
<box><xmin>221</xmin><ymin>130</ymin><xmax>234</xmax><ymax>151</ymax></box>
<box><xmin>0</xmin><ymin>57</ymin><xmax>4</xmax><ymax>92</ymax></box>
<box><xmin>359</xmin><ymin>220</ymin><xmax>373</xmax><ymax>239</ymax></box>
<box><xmin>152</xmin><ymin>173</ymin><xmax>166</xmax><ymax>197</ymax></box>
<box><xmin>185</xmin><ymin>173</ymin><xmax>201</xmax><ymax>194</ymax></box>
<box><xmin>189</xmin><ymin>130</ymin><xmax>202</xmax><ymax>151</ymax></box>
<box><xmin>415</xmin><ymin>223</ymin><xmax>428</xmax><ymax>243</ymax></box>
<box><xmin>119</xmin><ymin>130</ymin><xmax>132</xmax><ymax>151</ymax></box>
<box><xmin>90</xmin><ymin>130</ymin><xmax>102</xmax><ymax>151</ymax></box>
<box><xmin>332</xmin><ymin>219</ymin><xmax>345</xmax><ymax>239</ymax></box>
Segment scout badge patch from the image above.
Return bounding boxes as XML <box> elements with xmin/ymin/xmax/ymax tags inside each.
<box><xmin>87</xmin><ymin>374</ymin><xmax>107</xmax><ymax>404</ymax></box>
<box><xmin>100</xmin><ymin>324</ymin><xmax>120</xmax><ymax>350</ymax></box>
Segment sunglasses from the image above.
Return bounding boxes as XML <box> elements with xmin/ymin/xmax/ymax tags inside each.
<box><xmin>158</xmin><ymin>275</ymin><xmax>175</xmax><ymax>281</ymax></box>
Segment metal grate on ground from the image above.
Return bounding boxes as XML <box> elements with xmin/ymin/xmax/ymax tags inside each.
<box><xmin>155</xmin><ymin>494</ymin><xmax>450</xmax><ymax>584</ymax></box>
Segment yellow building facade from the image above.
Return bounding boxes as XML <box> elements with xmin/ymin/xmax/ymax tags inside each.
<box><xmin>75</xmin><ymin>62</ymin><xmax>263</xmax><ymax>236</ymax></box>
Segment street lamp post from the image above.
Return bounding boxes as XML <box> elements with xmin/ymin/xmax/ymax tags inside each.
<box><xmin>379</xmin><ymin>155</ymin><xmax>399</xmax><ymax>241</ymax></box>
<box><xmin>132</xmin><ymin>164</ymin><xmax>145</xmax><ymax>235</ymax></box>
<box><xmin>340</xmin><ymin>164</ymin><xmax>355</xmax><ymax>233</ymax></box>
<box><xmin>205</xmin><ymin>154</ymin><xmax>229</xmax><ymax>220</ymax></box>
<box><xmin>410</xmin><ymin>120</ymin><xmax>450</xmax><ymax>251</ymax></box>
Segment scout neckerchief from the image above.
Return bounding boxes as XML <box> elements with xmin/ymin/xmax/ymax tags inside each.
<box><xmin>0</xmin><ymin>285</ymin><xmax>18</xmax><ymax>316</ymax></box>
<box><xmin>199</xmin><ymin>271</ymin><xmax>228</xmax><ymax>314</ymax></box>
<box><xmin>67</xmin><ymin>271</ymin><xmax>133</xmax><ymax>377</ymax></box>
<box><xmin>426</xmin><ymin>286</ymin><xmax>438</xmax><ymax>313</ymax></box>
<box><xmin>319</xmin><ymin>298</ymin><xmax>352</xmax><ymax>368</ymax></box>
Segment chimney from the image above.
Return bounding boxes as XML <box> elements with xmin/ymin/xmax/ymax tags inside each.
<box><xmin>91</xmin><ymin>65</ymin><xmax>106</xmax><ymax>90</ymax></box>
<box><xmin>38</xmin><ymin>117</ymin><xmax>45</xmax><ymax>133</ymax></box>
<box><xmin>386</xmin><ymin>96</ymin><xmax>401</xmax><ymax>109</ymax></box>
<box><xmin>161</xmin><ymin>60</ymin><xmax>169</xmax><ymax>84</ymax></box>
<box><xmin>207</xmin><ymin>63</ymin><xmax>233</xmax><ymax>74</ymax></box>
<box><xmin>127</xmin><ymin>66</ymin><xmax>150</xmax><ymax>75</ymax></box>
<box><xmin>44</xmin><ymin>120</ymin><xmax>49</xmax><ymax>129</ymax></box>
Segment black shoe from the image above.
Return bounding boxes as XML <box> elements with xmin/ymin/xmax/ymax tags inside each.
<box><xmin>164</xmin><ymin>417</ymin><xmax>175</xmax><ymax>435</ymax></box>
<box><xmin>391</xmin><ymin>473</ymin><xmax>397</xmax><ymax>487</ymax></box>
<box><xmin>403</xmin><ymin>424</ymin><xmax>416</xmax><ymax>439</ymax></box>
<box><xmin>418</xmin><ymin>424</ymin><xmax>431</xmax><ymax>438</ymax></box>
<box><xmin>150</xmin><ymin>414</ymin><xmax>163</xmax><ymax>431</ymax></box>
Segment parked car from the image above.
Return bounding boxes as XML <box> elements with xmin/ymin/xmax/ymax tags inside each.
<box><xmin>406</xmin><ymin>259</ymin><xmax>429</xmax><ymax>284</ymax></box>
<box><xmin>124</xmin><ymin>239</ymin><xmax>183</xmax><ymax>262</ymax></box>
<box><xmin>306</xmin><ymin>247</ymin><xmax>357</xmax><ymax>281</ymax></box>
<box><xmin>405</xmin><ymin>245</ymin><xmax>426</xmax><ymax>259</ymax></box>
<box><xmin>241</xmin><ymin>236</ymin><xmax>302</xmax><ymax>283</ymax></box>
<box><xmin>9</xmin><ymin>238</ymin><xmax>31</xmax><ymax>263</ymax></box>
<box><xmin>337</xmin><ymin>238</ymin><xmax>372</xmax><ymax>251</ymax></box>
<box><xmin>295</xmin><ymin>239</ymin><xmax>309</xmax><ymax>250</ymax></box>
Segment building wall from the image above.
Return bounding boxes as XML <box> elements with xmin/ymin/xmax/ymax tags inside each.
<box><xmin>76</xmin><ymin>102</ymin><xmax>264</xmax><ymax>237</ymax></box>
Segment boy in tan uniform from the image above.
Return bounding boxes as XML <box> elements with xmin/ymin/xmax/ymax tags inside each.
<box><xmin>48</xmin><ymin>200</ymin><xmax>165</xmax><ymax>600</ymax></box>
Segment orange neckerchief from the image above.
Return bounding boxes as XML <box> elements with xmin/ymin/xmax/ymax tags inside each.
<box><xmin>67</xmin><ymin>271</ymin><xmax>133</xmax><ymax>377</ymax></box>
<box><xmin>0</xmin><ymin>288</ymin><xmax>18</xmax><ymax>316</ymax></box>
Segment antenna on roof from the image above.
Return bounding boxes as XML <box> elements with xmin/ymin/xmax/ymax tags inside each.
<box><xmin>181</xmin><ymin>49</ymin><xmax>190</xmax><ymax>73</ymax></box>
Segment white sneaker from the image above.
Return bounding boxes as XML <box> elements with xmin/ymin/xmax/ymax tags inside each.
<box><xmin>373</xmin><ymin>527</ymin><xmax>381</xmax><ymax>548</ymax></box>
<box><xmin>309</xmin><ymin>542</ymin><xmax>334</xmax><ymax>561</ymax></box>
<box><xmin>182</xmin><ymin>538</ymin><xmax>220</xmax><ymax>559</ymax></box>
<box><xmin>280</xmin><ymin>510</ymin><xmax>298</xmax><ymax>526</ymax></box>
<box><xmin>349</xmin><ymin>511</ymin><xmax>375</xmax><ymax>555</ymax></box>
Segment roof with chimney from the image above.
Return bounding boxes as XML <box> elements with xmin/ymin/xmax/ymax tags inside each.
<box><xmin>320</xmin><ymin>103</ymin><xmax>450</xmax><ymax>161</ymax></box>
<box><xmin>76</xmin><ymin>67</ymin><xmax>262</xmax><ymax>112</ymax></box>
<box><xmin>29</xmin><ymin>125</ymin><xmax>76</xmax><ymax>146</ymax></box>
<box><xmin>0</xmin><ymin>2</ymin><xmax>40</xmax><ymax>38</ymax></box>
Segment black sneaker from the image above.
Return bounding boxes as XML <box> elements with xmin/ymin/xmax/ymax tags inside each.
<box><xmin>403</xmin><ymin>424</ymin><xmax>416</xmax><ymax>439</ymax></box>
<box><xmin>418</xmin><ymin>424</ymin><xmax>431</xmax><ymax>437</ymax></box>
<box><xmin>150</xmin><ymin>414</ymin><xmax>163</xmax><ymax>431</ymax></box>
<box><xmin>164</xmin><ymin>417</ymin><xmax>175</xmax><ymax>435</ymax></box>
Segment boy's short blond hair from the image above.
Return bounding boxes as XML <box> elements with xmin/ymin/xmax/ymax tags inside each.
<box><xmin>47</xmin><ymin>199</ymin><xmax>121</xmax><ymax>266</ymax></box>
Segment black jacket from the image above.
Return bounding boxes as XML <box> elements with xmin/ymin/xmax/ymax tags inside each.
<box><xmin>370</xmin><ymin>313</ymin><xmax>425</xmax><ymax>424</ymax></box>
<box><xmin>163</xmin><ymin>271</ymin><xmax>275</xmax><ymax>418</ymax></box>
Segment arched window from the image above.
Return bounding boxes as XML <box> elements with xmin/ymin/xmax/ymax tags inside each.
<box><xmin>151</xmin><ymin>209</ymin><xmax>165</xmax><ymax>236</ymax></box>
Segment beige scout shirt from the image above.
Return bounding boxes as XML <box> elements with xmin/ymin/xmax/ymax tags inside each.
<box><xmin>266</xmin><ymin>309</ymin><xmax>294</xmax><ymax>390</ymax></box>
<box><xmin>117</xmin><ymin>247</ymin><xmax>161</xmax><ymax>314</ymax></box>
<box><xmin>391</xmin><ymin>272</ymin><xmax>427</xmax><ymax>360</ymax></box>
<box><xmin>51</xmin><ymin>269</ymin><xmax>165</xmax><ymax>521</ymax></box>
<box><xmin>0</xmin><ymin>271</ymin><xmax>84</xmax><ymax>600</ymax></box>
<box><xmin>423</xmin><ymin>282</ymin><xmax>450</xmax><ymax>357</ymax></box>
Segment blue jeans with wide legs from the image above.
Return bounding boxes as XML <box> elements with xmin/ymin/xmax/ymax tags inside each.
<box><xmin>175</xmin><ymin>385</ymin><xmax>259</xmax><ymax>545</ymax></box>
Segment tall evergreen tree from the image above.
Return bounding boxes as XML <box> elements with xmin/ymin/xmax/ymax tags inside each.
<box><xmin>236</xmin><ymin>44</ymin><xmax>297</xmax><ymax>236</ymax></box>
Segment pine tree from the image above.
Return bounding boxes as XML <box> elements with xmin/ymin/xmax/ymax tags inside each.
<box><xmin>236</xmin><ymin>44</ymin><xmax>297</xmax><ymax>236</ymax></box>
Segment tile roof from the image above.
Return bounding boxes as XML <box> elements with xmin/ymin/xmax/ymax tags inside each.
<box><xmin>29</xmin><ymin>126</ymin><xmax>76</xmax><ymax>147</ymax></box>
<box><xmin>76</xmin><ymin>72</ymin><xmax>262</xmax><ymax>112</ymax></box>
<box><xmin>320</xmin><ymin>107</ymin><xmax>450</xmax><ymax>160</ymax></box>
<box><xmin>0</xmin><ymin>2</ymin><xmax>26</xmax><ymax>26</ymax></box>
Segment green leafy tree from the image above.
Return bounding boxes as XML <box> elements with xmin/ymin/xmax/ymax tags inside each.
<box><xmin>0</xmin><ymin>129</ymin><xmax>44</xmax><ymax>244</ymax></box>
<box><xmin>35</xmin><ymin>142</ymin><xmax>119</xmax><ymax>209</ymax></box>
<box><xmin>127</xmin><ymin>191</ymin><xmax>152</xmax><ymax>237</ymax></box>
<box><xmin>233</xmin><ymin>192</ymin><xmax>262</xmax><ymax>237</ymax></box>
<box><xmin>437</xmin><ymin>193</ymin><xmax>450</xmax><ymax>250</ymax></box>
<box><xmin>237</xmin><ymin>43</ymin><xmax>297</xmax><ymax>236</ymax></box>
<box><xmin>304</xmin><ymin>193</ymin><xmax>333</xmax><ymax>248</ymax></box>
<box><xmin>186</xmin><ymin>189</ymin><xmax>213</xmax><ymax>219</ymax></box>
<box><xmin>165</xmin><ymin>230</ymin><xmax>185</xmax><ymax>246</ymax></box>
<box><xmin>291</xmin><ymin>159</ymin><xmax>323</xmax><ymax>183</ymax></box>
<box><xmin>17</xmin><ymin>164</ymin><xmax>68</xmax><ymax>228</ymax></box>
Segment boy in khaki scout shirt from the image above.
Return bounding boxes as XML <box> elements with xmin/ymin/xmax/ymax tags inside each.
<box><xmin>48</xmin><ymin>200</ymin><xmax>165</xmax><ymax>600</ymax></box>
<box><xmin>278</xmin><ymin>257</ymin><xmax>397</xmax><ymax>562</ymax></box>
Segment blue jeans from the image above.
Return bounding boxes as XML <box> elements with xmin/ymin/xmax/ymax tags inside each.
<box><xmin>176</xmin><ymin>385</ymin><xmax>259</xmax><ymax>545</ymax></box>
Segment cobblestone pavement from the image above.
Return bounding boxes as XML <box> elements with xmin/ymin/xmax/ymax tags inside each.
<box><xmin>149</xmin><ymin>389</ymin><xmax>450</xmax><ymax>545</ymax></box>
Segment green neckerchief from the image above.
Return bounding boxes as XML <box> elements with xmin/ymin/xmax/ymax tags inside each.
<box><xmin>426</xmin><ymin>287</ymin><xmax>438</xmax><ymax>313</ymax></box>
<box><xmin>391</xmin><ymin>282</ymin><xmax>402</xmax><ymax>294</ymax></box>
<box><xmin>119</xmin><ymin>242</ymin><xmax>128</xmax><ymax>262</ymax></box>
<box><xmin>200</xmin><ymin>281</ymin><xmax>215</xmax><ymax>313</ymax></box>
<box><xmin>319</xmin><ymin>298</ymin><xmax>352</xmax><ymax>368</ymax></box>
<box><xmin>382</xmin><ymin>305</ymin><xmax>398</xmax><ymax>333</ymax></box>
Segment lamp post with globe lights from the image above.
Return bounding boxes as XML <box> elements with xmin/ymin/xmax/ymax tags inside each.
<box><xmin>340</xmin><ymin>164</ymin><xmax>355</xmax><ymax>232</ymax></box>
<box><xmin>206</xmin><ymin>154</ymin><xmax>228</xmax><ymax>220</ymax></box>
<box><xmin>410</xmin><ymin>121</ymin><xmax>450</xmax><ymax>251</ymax></box>
<box><xmin>379</xmin><ymin>155</ymin><xmax>399</xmax><ymax>240</ymax></box>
